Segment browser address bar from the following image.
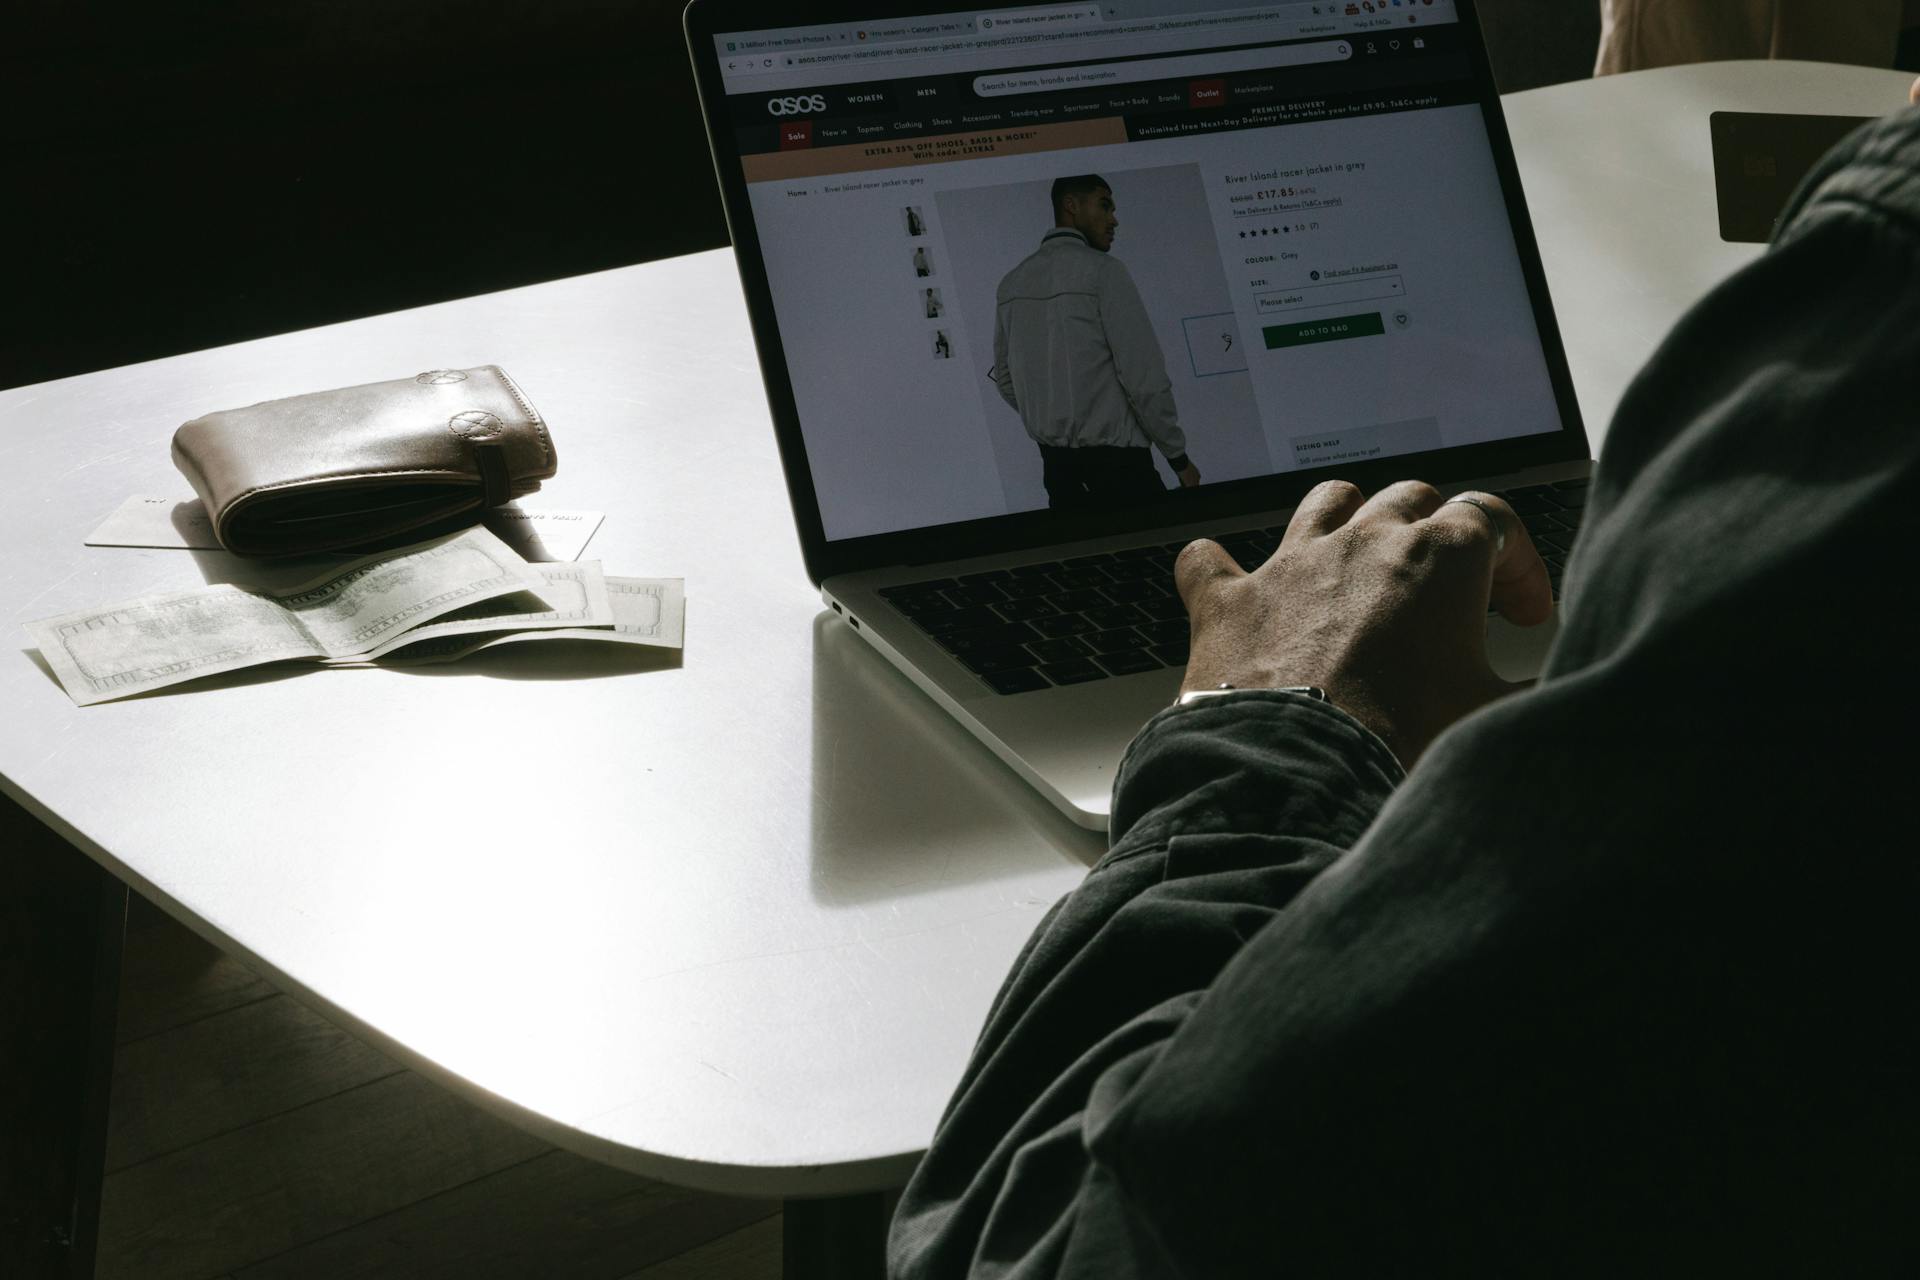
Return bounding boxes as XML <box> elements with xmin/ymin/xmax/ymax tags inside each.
<box><xmin>783</xmin><ymin>9</ymin><xmax>1299</xmax><ymax>70</ymax></box>
<box><xmin>972</xmin><ymin>39</ymin><xmax>1351</xmax><ymax>96</ymax></box>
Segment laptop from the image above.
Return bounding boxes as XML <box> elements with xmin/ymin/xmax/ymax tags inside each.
<box><xmin>685</xmin><ymin>0</ymin><xmax>1591</xmax><ymax>830</ymax></box>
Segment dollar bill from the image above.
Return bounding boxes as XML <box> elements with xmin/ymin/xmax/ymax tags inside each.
<box><xmin>323</xmin><ymin>562</ymin><xmax>613</xmax><ymax>664</ymax></box>
<box><xmin>373</xmin><ymin>577</ymin><xmax>685</xmax><ymax>664</ymax></box>
<box><xmin>27</xmin><ymin>526</ymin><xmax>554</xmax><ymax>705</ymax></box>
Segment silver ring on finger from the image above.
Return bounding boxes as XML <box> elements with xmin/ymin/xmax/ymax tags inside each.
<box><xmin>1442</xmin><ymin>494</ymin><xmax>1506</xmax><ymax>552</ymax></box>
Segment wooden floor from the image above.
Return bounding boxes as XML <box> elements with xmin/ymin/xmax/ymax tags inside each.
<box><xmin>98</xmin><ymin>893</ymin><xmax>784</xmax><ymax>1280</ymax></box>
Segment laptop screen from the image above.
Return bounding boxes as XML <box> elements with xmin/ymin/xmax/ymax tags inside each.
<box><xmin>701</xmin><ymin>0</ymin><xmax>1575</xmax><ymax>549</ymax></box>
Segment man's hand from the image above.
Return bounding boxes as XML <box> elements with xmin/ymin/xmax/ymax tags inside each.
<box><xmin>1175</xmin><ymin>479</ymin><xmax>1552</xmax><ymax>769</ymax></box>
<box><xmin>1176</xmin><ymin>461</ymin><xmax>1202</xmax><ymax>488</ymax></box>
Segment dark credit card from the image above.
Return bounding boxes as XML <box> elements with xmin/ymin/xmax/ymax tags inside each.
<box><xmin>1710</xmin><ymin>111</ymin><xmax>1873</xmax><ymax>243</ymax></box>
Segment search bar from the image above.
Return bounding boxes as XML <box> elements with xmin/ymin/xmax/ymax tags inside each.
<box><xmin>972</xmin><ymin>40</ymin><xmax>1351</xmax><ymax>96</ymax></box>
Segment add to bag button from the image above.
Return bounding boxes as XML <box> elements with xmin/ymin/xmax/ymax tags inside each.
<box><xmin>1262</xmin><ymin>312</ymin><xmax>1387</xmax><ymax>348</ymax></box>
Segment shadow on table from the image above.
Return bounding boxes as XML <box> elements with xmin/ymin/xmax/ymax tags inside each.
<box><xmin>21</xmin><ymin>634</ymin><xmax>680</xmax><ymax>707</ymax></box>
<box><xmin>806</xmin><ymin>612</ymin><xmax>1104</xmax><ymax>906</ymax></box>
<box><xmin>377</xmin><ymin>641</ymin><xmax>682</xmax><ymax>681</ymax></box>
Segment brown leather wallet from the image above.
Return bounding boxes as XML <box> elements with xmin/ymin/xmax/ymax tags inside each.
<box><xmin>171</xmin><ymin>366</ymin><xmax>558</xmax><ymax>557</ymax></box>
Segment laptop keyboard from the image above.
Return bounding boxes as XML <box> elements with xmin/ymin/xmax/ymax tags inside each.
<box><xmin>877</xmin><ymin>479</ymin><xmax>1586</xmax><ymax>695</ymax></box>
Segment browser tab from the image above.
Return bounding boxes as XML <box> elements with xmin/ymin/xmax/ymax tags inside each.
<box><xmin>854</xmin><ymin>13</ymin><xmax>980</xmax><ymax>42</ymax></box>
<box><xmin>976</xmin><ymin>5</ymin><xmax>1103</xmax><ymax>33</ymax></box>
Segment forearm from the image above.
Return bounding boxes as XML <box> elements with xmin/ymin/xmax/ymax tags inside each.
<box><xmin>891</xmin><ymin>693</ymin><xmax>1401</xmax><ymax>1278</ymax></box>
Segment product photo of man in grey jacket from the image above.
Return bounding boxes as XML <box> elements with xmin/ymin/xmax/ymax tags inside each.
<box><xmin>992</xmin><ymin>175</ymin><xmax>1202</xmax><ymax>509</ymax></box>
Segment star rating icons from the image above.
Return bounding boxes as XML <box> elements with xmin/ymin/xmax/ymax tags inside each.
<box><xmin>1236</xmin><ymin>226</ymin><xmax>1290</xmax><ymax>238</ymax></box>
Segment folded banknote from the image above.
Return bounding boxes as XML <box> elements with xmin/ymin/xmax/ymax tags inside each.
<box><xmin>323</xmin><ymin>561</ymin><xmax>615</xmax><ymax>664</ymax></box>
<box><xmin>370</xmin><ymin>576</ymin><xmax>685</xmax><ymax>664</ymax></box>
<box><xmin>27</xmin><ymin>526</ymin><xmax>554</xmax><ymax>705</ymax></box>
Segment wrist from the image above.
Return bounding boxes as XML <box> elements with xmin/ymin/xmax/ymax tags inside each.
<box><xmin>1167</xmin><ymin>453</ymin><xmax>1191</xmax><ymax>472</ymax></box>
<box><xmin>1177</xmin><ymin>671</ymin><xmax>1402</xmax><ymax>765</ymax></box>
<box><xmin>1116</xmin><ymin>690</ymin><xmax>1406</xmax><ymax>845</ymax></box>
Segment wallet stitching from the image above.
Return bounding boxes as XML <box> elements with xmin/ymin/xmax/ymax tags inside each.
<box><xmin>488</xmin><ymin>365</ymin><xmax>554</xmax><ymax>471</ymax></box>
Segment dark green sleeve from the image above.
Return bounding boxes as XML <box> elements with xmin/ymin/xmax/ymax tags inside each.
<box><xmin>890</xmin><ymin>693</ymin><xmax>1404</xmax><ymax>1278</ymax></box>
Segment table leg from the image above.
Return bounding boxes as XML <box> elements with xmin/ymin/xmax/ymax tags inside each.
<box><xmin>0</xmin><ymin>790</ymin><xmax>126</xmax><ymax>1280</ymax></box>
<box><xmin>782</xmin><ymin>1190</ymin><xmax>889</xmax><ymax>1280</ymax></box>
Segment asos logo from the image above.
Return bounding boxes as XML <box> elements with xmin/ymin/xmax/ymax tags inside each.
<box><xmin>767</xmin><ymin>94</ymin><xmax>828</xmax><ymax>116</ymax></box>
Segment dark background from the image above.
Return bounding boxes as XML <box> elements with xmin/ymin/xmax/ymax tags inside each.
<box><xmin>4</xmin><ymin>2</ymin><xmax>1910</xmax><ymax>392</ymax></box>
<box><xmin>3</xmin><ymin>0</ymin><xmax>730</xmax><ymax>390</ymax></box>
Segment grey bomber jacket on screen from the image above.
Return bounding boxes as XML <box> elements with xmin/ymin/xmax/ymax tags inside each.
<box><xmin>992</xmin><ymin>228</ymin><xmax>1188</xmax><ymax>458</ymax></box>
